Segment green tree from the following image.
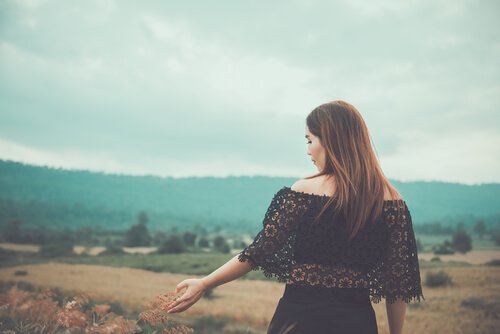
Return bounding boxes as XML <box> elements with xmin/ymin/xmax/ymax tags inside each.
<box><xmin>474</xmin><ymin>220</ymin><xmax>486</xmax><ymax>239</ymax></box>
<box><xmin>158</xmin><ymin>234</ymin><xmax>186</xmax><ymax>254</ymax></box>
<box><xmin>182</xmin><ymin>232</ymin><xmax>197</xmax><ymax>247</ymax></box>
<box><xmin>40</xmin><ymin>240</ymin><xmax>74</xmax><ymax>258</ymax></box>
<box><xmin>124</xmin><ymin>213</ymin><xmax>152</xmax><ymax>247</ymax></box>
<box><xmin>416</xmin><ymin>238</ymin><xmax>423</xmax><ymax>252</ymax></box>
<box><xmin>452</xmin><ymin>230</ymin><xmax>472</xmax><ymax>254</ymax></box>
<box><xmin>232</xmin><ymin>239</ymin><xmax>247</xmax><ymax>249</ymax></box>
<box><xmin>198</xmin><ymin>237</ymin><xmax>209</xmax><ymax>248</ymax></box>
<box><xmin>491</xmin><ymin>231</ymin><xmax>500</xmax><ymax>246</ymax></box>
<box><xmin>213</xmin><ymin>235</ymin><xmax>230</xmax><ymax>253</ymax></box>
<box><xmin>152</xmin><ymin>231</ymin><xmax>168</xmax><ymax>246</ymax></box>
<box><xmin>433</xmin><ymin>240</ymin><xmax>455</xmax><ymax>255</ymax></box>
<box><xmin>2</xmin><ymin>220</ymin><xmax>22</xmax><ymax>243</ymax></box>
<box><xmin>75</xmin><ymin>227</ymin><xmax>93</xmax><ymax>245</ymax></box>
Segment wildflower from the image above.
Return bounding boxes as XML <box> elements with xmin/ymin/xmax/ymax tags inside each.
<box><xmin>56</xmin><ymin>308</ymin><xmax>88</xmax><ymax>329</ymax></box>
<box><xmin>93</xmin><ymin>304</ymin><xmax>111</xmax><ymax>317</ymax></box>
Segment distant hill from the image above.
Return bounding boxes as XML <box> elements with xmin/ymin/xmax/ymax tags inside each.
<box><xmin>0</xmin><ymin>159</ymin><xmax>499</xmax><ymax>232</ymax></box>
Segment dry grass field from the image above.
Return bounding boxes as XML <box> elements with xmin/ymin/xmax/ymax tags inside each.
<box><xmin>1</xmin><ymin>262</ymin><xmax>499</xmax><ymax>334</ymax></box>
<box><xmin>418</xmin><ymin>250</ymin><xmax>500</xmax><ymax>265</ymax></box>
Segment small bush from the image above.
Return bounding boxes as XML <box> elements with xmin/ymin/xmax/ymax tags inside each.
<box><xmin>452</xmin><ymin>230</ymin><xmax>472</xmax><ymax>253</ymax></box>
<box><xmin>491</xmin><ymin>232</ymin><xmax>500</xmax><ymax>246</ymax></box>
<box><xmin>0</xmin><ymin>280</ymin><xmax>35</xmax><ymax>293</ymax></box>
<box><xmin>198</xmin><ymin>237</ymin><xmax>210</xmax><ymax>248</ymax></box>
<box><xmin>158</xmin><ymin>235</ymin><xmax>186</xmax><ymax>254</ymax></box>
<box><xmin>14</xmin><ymin>270</ymin><xmax>28</xmax><ymax>276</ymax></box>
<box><xmin>213</xmin><ymin>236</ymin><xmax>231</xmax><ymax>254</ymax></box>
<box><xmin>425</xmin><ymin>270</ymin><xmax>452</xmax><ymax>287</ymax></box>
<box><xmin>203</xmin><ymin>288</ymin><xmax>215</xmax><ymax>300</ymax></box>
<box><xmin>40</xmin><ymin>242</ymin><xmax>74</xmax><ymax>258</ymax></box>
<box><xmin>99</xmin><ymin>244</ymin><xmax>125</xmax><ymax>256</ymax></box>
<box><xmin>432</xmin><ymin>240</ymin><xmax>455</xmax><ymax>255</ymax></box>
<box><xmin>484</xmin><ymin>259</ymin><xmax>500</xmax><ymax>266</ymax></box>
<box><xmin>430</xmin><ymin>256</ymin><xmax>441</xmax><ymax>262</ymax></box>
<box><xmin>461</xmin><ymin>297</ymin><xmax>486</xmax><ymax>310</ymax></box>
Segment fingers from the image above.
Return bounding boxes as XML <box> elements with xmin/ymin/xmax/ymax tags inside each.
<box><xmin>167</xmin><ymin>280</ymin><xmax>196</xmax><ymax>313</ymax></box>
<box><xmin>168</xmin><ymin>293</ymin><xmax>188</xmax><ymax>310</ymax></box>
<box><xmin>167</xmin><ymin>298</ymin><xmax>190</xmax><ymax>313</ymax></box>
<box><xmin>176</xmin><ymin>281</ymin><xmax>188</xmax><ymax>293</ymax></box>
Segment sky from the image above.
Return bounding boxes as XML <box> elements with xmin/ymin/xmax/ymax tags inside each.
<box><xmin>0</xmin><ymin>0</ymin><xmax>499</xmax><ymax>185</ymax></box>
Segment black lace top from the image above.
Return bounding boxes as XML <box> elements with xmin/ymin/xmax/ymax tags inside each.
<box><xmin>237</xmin><ymin>186</ymin><xmax>425</xmax><ymax>304</ymax></box>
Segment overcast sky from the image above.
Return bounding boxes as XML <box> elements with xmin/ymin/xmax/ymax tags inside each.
<box><xmin>1</xmin><ymin>0</ymin><xmax>499</xmax><ymax>185</ymax></box>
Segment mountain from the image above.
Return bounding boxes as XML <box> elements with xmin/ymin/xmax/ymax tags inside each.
<box><xmin>0</xmin><ymin>159</ymin><xmax>499</xmax><ymax>232</ymax></box>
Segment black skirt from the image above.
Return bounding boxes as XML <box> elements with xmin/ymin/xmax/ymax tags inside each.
<box><xmin>267</xmin><ymin>284</ymin><xmax>378</xmax><ymax>334</ymax></box>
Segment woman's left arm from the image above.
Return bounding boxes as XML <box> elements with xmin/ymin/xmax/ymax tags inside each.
<box><xmin>166</xmin><ymin>254</ymin><xmax>253</xmax><ymax>313</ymax></box>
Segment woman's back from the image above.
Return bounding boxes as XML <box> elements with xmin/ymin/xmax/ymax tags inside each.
<box><xmin>238</xmin><ymin>180</ymin><xmax>424</xmax><ymax>333</ymax></box>
<box><xmin>237</xmin><ymin>179</ymin><xmax>423</xmax><ymax>304</ymax></box>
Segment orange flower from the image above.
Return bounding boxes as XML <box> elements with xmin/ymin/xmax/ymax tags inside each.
<box><xmin>56</xmin><ymin>308</ymin><xmax>88</xmax><ymax>329</ymax></box>
<box><xmin>93</xmin><ymin>304</ymin><xmax>111</xmax><ymax>317</ymax></box>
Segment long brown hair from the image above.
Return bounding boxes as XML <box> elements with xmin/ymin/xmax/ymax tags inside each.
<box><xmin>304</xmin><ymin>100</ymin><xmax>401</xmax><ymax>241</ymax></box>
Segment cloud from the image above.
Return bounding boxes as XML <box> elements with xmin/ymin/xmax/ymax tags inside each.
<box><xmin>380</xmin><ymin>130</ymin><xmax>500</xmax><ymax>185</ymax></box>
<box><xmin>0</xmin><ymin>137</ymin><xmax>307</xmax><ymax>178</ymax></box>
<box><xmin>0</xmin><ymin>0</ymin><xmax>498</xmax><ymax>184</ymax></box>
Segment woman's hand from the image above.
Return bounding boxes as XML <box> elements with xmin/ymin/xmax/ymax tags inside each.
<box><xmin>166</xmin><ymin>278</ymin><xmax>208</xmax><ymax>314</ymax></box>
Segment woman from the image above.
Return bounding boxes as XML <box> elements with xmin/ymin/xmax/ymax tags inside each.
<box><xmin>166</xmin><ymin>100</ymin><xmax>425</xmax><ymax>334</ymax></box>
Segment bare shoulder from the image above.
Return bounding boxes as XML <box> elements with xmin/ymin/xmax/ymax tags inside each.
<box><xmin>291</xmin><ymin>174</ymin><xmax>336</xmax><ymax>196</ymax></box>
<box><xmin>291</xmin><ymin>177</ymin><xmax>310</xmax><ymax>192</ymax></box>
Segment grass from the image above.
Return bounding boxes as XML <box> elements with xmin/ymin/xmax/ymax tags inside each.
<box><xmin>1</xmin><ymin>262</ymin><xmax>500</xmax><ymax>334</ymax></box>
<box><xmin>417</xmin><ymin>234</ymin><xmax>500</xmax><ymax>252</ymax></box>
<box><xmin>0</xmin><ymin>249</ymin><xmax>272</xmax><ymax>281</ymax></box>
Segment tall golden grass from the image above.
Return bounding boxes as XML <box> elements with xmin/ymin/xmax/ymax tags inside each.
<box><xmin>0</xmin><ymin>283</ymin><xmax>194</xmax><ymax>333</ymax></box>
<box><xmin>1</xmin><ymin>262</ymin><xmax>499</xmax><ymax>333</ymax></box>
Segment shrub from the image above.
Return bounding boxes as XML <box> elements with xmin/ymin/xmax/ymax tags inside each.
<box><xmin>491</xmin><ymin>232</ymin><xmax>500</xmax><ymax>246</ymax></box>
<box><xmin>484</xmin><ymin>259</ymin><xmax>500</xmax><ymax>266</ymax></box>
<box><xmin>0</xmin><ymin>280</ymin><xmax>35</xmax><ymax>293</ymax></box>
<box><xmin>232</xmin><ymin>240</ymin><xmax>247</xmax><ymax>249</ymax></box>
<box><xmin>425</xmin><ymin>270</ymin><xmax>452</xmax><ymax>287</ymax></box>
<box><xmin>100</xmin><ymin>243</ymin><xmax>125</xmax><ymax>256</ymax></box>
<box><xmin>124</xmin><ymin>221</ymin><xmax>151</xmax><ymax>247</ymax></box>
<box><xmin>14</xmin><ymin>270</ymin><xmax>28</xmax><ymax>276</ymax></box>
<box><xmin>432</xmin><ymin>240</ymin><xmax>455</xmax><ymax>255</ymax></box>
<box><xmin>461</xmin><ymin>297</ymin><xmax>486</xmax><ymax>310</ymax></box>
<box><xmin>158</xmin><ymin>235</ymin><xmax>186</xmax><ymax>254</ymax></box>
<box><xmin>182</xmin><ymin>232</ymin><xmax>197</xmax><ymax>247</ymax></box>
<box><xmin>198</xmin><ymin>237</ymin><xmax>210</xmax><ymax>248</ymax></box>
<box><xmin>213</xmin><ymin>236</ymin><xmax>231</xmax><ymax>254</ymax></box>
<box><xmin>452</xmin><ymin>230</ymin><xmax>472</xmax><ymax>253</ymax></box>
<box><xmin>430</xmin><ymin>256</ymin><xmax>441</xmax><ymax>262</ymax></box>
<box><xmin>40</xmin><ymin>242</ymin><xmax>75</xmax><ymax>258</ymax></box>
<box><xmin>203</xmin><ymin>288</ymin><xmax>215</xmax><ymax>300</ymax></box>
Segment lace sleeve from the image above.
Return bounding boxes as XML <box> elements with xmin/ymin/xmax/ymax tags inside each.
<box><xmin>237</xmin><ymin>187</ymin><xmax>309</xmax><ymax>282</ymax></box>
<box><xmin>369</xmin><ymin>200</ymin><xmax>425</xmax><ymax>304</ymax></box>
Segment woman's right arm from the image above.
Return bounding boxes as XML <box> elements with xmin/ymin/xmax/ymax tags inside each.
<box><xmin>201</xmin><ymin>254</ymin><xmax>253</xmax><ymax>289</ymax></box>
<box><xmin>166</xmin><ymin>254</ymin><xmax>253</xmax><ymax>314</ymax></box>
<box><xmin>386</xmin><ymin>298</ymin><xmax>407</xmax><ymax>334</ymax></box>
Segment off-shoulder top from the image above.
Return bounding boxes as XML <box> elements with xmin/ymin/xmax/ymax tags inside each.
<box><xmin>237</xmin><ymin>186</ymin><xmax>425</xmax><ymax>304</ymax></box>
